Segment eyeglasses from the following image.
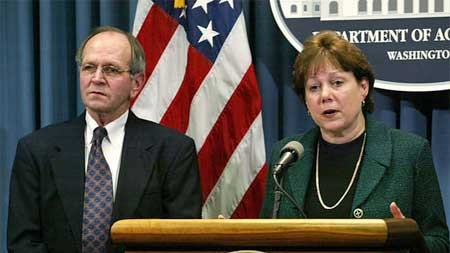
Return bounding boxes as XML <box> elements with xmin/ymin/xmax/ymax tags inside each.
<box><xmin>79</xmin><ymin>63</ymin><xmax>131</xmax><ymax>78</ymax></box>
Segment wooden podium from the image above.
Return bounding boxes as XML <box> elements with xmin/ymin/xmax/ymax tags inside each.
<box><xmin>110</xmin><ymin>218</ymin><xmax>428</xmax><ymax>253</ymax></box>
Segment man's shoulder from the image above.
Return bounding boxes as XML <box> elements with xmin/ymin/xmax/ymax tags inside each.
<box><xmin>21</xmin><ymin>117</ymin><xmax>83</xmax><ymax>142</ymax></box>
<box><xmin>129</xmin><ymin>115</ymin><xmax>194</xmax><ymax>144</ymax></box>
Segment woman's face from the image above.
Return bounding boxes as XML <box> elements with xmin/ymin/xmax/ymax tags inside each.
<box><xmin>304</xmin><ymin>63</ymin><xmax>368</xmax><ymax>143</ymax></box>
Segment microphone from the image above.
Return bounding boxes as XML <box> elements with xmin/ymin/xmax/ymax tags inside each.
<box><xmin>273</xmin><ymin>141</ymin><xmax>304</xmax><ymax>176</ymax></box>
<box><xmin>272</xmin><ymin>141</ymin><xmax>306</xmax><ymax>219</ymax></box>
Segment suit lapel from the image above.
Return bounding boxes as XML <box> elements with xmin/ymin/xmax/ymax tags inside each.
<box><xmin>285</xmin><ymin>129</ymin><xmax>318</xmax><ymax>217</ymax></box>
<box><xmin>352</xmin><ymin>119</ymin><xmax>392</xmax><ymax>210</ymax></box>
<box><xmin>113</xmin><ymin>113</ymin><xmax>155</xmax><ymax>220</ymax></box>
<box><xmin>49</xmin><ymin>115</ymin><xmax>85</xmax><ymax>251</ymax></box>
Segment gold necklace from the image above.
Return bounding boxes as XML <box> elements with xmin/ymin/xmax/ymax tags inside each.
<box><xmin>315</xmin><ymin>133</ymin><xmax>367</xmax><ymax>210</ymax></box>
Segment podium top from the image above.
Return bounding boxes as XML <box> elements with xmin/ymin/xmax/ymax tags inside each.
<box><xmin>111</xmin><ymin>218</ymin><xmax>426</xmax><ymax>251</ymax></box>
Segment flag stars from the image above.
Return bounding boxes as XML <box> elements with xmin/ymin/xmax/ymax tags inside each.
<box><xmin>219</xmin><ymin>0</ymin><xmax>234</xmax><ymax>9</ymax></box>
<box><xmin>197</xmin><ymin>21</ymin><xmax>220</xmax><ymax>47</ymax></box>
<box><xmin>179</xmin><ymin>8</ymin><xmax>186</xmax><ymax>18</ymax></box>
<box><xmin>192</xmin><ymin>0</ymin><xmax>214</xmax><ymax>14</ymax></box>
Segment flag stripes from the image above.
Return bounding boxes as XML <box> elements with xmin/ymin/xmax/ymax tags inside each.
<box><xmin>198</xmin><ymin>65</ymin><xmax>262</xmax><ymax>200</ymax></box>
<box><xmin>160</xmin><ymin>47</ymin><xmax>212</xmax><ymax>133</ymax></box>
<box><xmin>133</xmin><ymin>0</ymin><xmax>267</xmax><ymax>218</ymax></box>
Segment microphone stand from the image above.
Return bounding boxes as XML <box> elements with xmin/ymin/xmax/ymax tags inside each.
<box><xmin>271</xmin><ymin>168</ymin><xmax>307</xmax><ymax>219</ymax></box>
<box><xmin>271</xmin><ymin>176</ymin><xmax>283</xmax><ymax>218</ymax></box>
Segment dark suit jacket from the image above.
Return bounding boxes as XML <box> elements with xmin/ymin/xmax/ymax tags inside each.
<box><xmin>260</xmin><ymin>118</ymin><xmax>449</xmax><ymax>253</ymax></box>
<box><xmin>8</xmin><ymin>112</ymin><xmax>202</xmax><ymax>253</ymax></box>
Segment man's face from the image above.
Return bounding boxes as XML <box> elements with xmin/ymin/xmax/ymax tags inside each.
<box><xmin>79</xmin><ymin>31</ymin><xmax>140</xmax><ymax>120</ymax></box>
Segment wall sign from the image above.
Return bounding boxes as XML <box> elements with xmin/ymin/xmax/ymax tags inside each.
<box><xmin>270</xmin><ymin>0</ymin><xmax>450</xmax><ymax>91</ymax></box>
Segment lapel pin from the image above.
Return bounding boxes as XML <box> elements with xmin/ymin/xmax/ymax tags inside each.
<box><xmin>353</xmin><ymin>208</ymin><xmax>364</xmax><ymax>218</ymax></box>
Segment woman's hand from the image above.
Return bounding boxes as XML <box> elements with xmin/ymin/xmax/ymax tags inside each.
<box><xmin>389</xmin><ymin>202</ymin><xmax>405</xmax><ymax>218</ymax></box>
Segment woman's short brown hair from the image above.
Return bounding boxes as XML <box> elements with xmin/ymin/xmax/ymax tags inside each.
<box><xmin>293</xmin><ymin>30</ymin><xmax>375</xmax><ymax>113</ymax></box>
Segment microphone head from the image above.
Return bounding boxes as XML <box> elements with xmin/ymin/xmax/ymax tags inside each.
<box><xmin>281</xmin><ymin>141</ymin><xmax>304</xmax><ymax>160</ymax></box>
<box><xmin>273</xmin><ymin>141</ymin><xmax>305</xmax><ymax>176</ymax></box>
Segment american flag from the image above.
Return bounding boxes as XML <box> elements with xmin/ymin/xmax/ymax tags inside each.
<box><xmin>132</xmin><ymin>0</ymin><xmax>267</xmax><ymax>218</ymax></box>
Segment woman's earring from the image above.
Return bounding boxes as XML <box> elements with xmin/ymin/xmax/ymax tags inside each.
<box><xmin>362</xmin><ymin>100</ymin><xmax>366</xmax><ymax>107</ymax></box>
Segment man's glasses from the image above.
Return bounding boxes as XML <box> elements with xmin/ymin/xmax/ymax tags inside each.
<box><xmin>79</xmin><ymin>64</ymin><xmax>131</xmax><ymax>78</ymax></box>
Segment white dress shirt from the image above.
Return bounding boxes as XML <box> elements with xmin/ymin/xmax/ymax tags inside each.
<box><xmin>84</xmin><ymin>110</ymin><xmax>128</xmax><ymax>199</ymax></box>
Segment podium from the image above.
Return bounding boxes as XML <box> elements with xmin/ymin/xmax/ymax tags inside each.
<box><xmin>110</xmin><ymin>218</ymin><xmax>428</xmax><ymax>253</ymax></box>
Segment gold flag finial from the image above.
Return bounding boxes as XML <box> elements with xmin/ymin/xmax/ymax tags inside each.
<box><xmin>174</xmin><ymin>0</ymin><xmax>186</xmax><ymax>8</ymax></box>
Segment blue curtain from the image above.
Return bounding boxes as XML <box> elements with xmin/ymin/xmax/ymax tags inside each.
<box><xmin>1</xmin><ymin>1</ymin><xmax>449</xmax><ymax>251</ymax></box>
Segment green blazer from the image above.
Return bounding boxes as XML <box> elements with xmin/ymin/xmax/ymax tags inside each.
<box><xmin>260</xmin><ymin>118</ymin><xmax>449</xmax><ymax>252</ymax></box>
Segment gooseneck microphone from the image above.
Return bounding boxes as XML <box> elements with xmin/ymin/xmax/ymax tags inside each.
<box><xmin>272</xmin><ymin>141</ymin><xmax>307</xmax><ymax>219</ymax></box>
<box><xmin>273</xmin><ymin>141</ymin><xmax>304</xmax><ymax>176</ymax></box>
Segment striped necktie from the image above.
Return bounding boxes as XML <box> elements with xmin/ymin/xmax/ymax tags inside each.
<box><xmin>82</xmin><ymin>126</ymin><xmax>113</xmax><ymax>253</ymax></box>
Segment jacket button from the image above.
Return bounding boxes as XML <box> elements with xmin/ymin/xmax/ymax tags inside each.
<box><xmin>353</xmin><ymin>208</ymin><xmax>364</xmax><ymax>218</ymax></box>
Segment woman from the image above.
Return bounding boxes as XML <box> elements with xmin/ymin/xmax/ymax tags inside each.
<box><xmin>260</xmin><ymin>31</ymin><xmax>449</xmax><ymax>252</ymax></box>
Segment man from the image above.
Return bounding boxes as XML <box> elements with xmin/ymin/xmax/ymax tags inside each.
<box><xmin>7</xmin><ymin>26</ymin><xmax>202</xmax><ymax>253</ymax></box>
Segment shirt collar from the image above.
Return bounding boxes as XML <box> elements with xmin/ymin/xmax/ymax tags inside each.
<box><xmin>85</xmin><ymin>110</ymin><xmax>128</xmax><ymax>146</ymax></box>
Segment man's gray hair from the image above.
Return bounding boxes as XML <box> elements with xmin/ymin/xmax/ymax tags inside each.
<box><xmin>75</xmin><ymin>26</ymin><xmax>146</xmax><ymax>75</ymax></box>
